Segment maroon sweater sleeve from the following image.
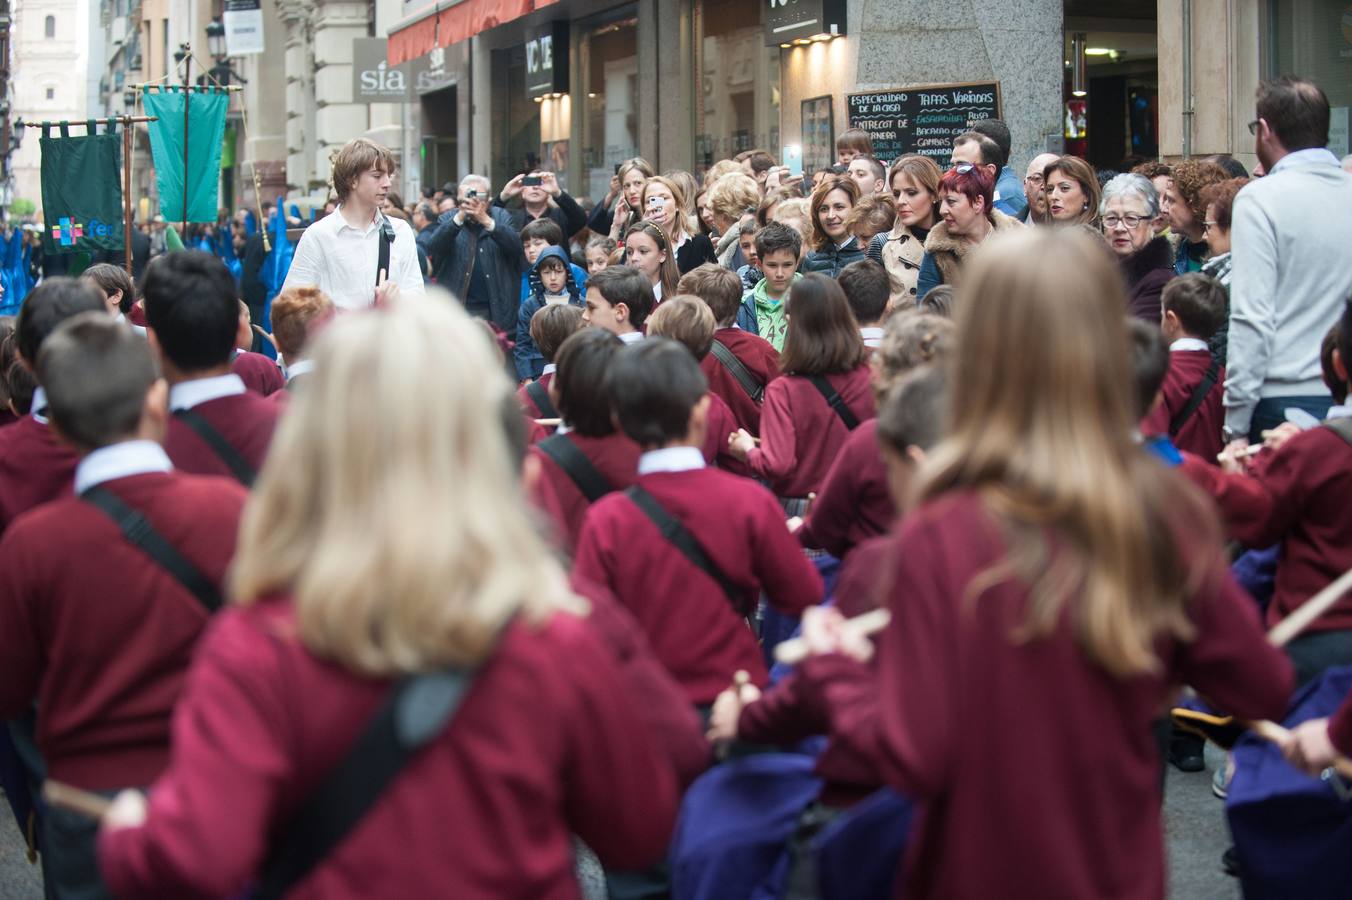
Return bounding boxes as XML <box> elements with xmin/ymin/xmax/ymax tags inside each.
<box><xmin>751</xmin><ymin>489</ymin><xmax>824</xmax><ymax>615</ymax></box>
<box><xmin>1329</xmin><ymin>692</ymin><xmax>1352</xmax><ymax>757</ymax></box>
<box><xmin>0</xmin><ymin>526</ymin><xmax>42</xmax><ymax>717</ymax></box>
<box><xmin>737</xmin><ymin>672</ymin><xmax>824</xmax><ymax>745</ymax></box>
<box><xmin>1180</xmin><ymin>444</ymin><xmax>1300</xmax><ymax>548</ymax></box>
<box><xmin>797</xmin><ymin>426</ymin><xmax>866</xmax><ymax>556</ymax></box>
<box><xmin>744</xmin><ymin>378</ymin><xmax>798</xmax><ymax>491</ymax></box>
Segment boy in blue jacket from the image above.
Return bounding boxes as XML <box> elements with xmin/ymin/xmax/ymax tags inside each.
<box><xmin>516</xmin><ymin>245</ymin><xmax>584</xmax><ymax>381</ymax></box>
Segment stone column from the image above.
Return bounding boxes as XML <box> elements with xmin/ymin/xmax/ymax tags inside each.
<box><xmin>236</xmin><ymin>0</ymin><xmax>289</xmax><ymax>206</ymax></box>
<box><xmin>311</xmin><ymin>0</ymin><xmax>371</xmax><ymax>190</ymax></box>
<box><xmin>277</xmin><ymin>0</ymin><xmax>313</xmax><ymax>193</ymax></box>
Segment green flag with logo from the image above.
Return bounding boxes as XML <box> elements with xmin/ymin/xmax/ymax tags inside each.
<box><xmin>143</xmin><ymin>85</ymin><xmax>229</xmax><ymax>223</ymax></box>
<box><xmin>39</xmin><ymin>122</ymin><xmax>125</xmax><ymax>255</ymax></box>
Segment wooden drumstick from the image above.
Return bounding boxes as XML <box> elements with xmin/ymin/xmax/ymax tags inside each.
<box><xmin>43</xmin><ymin>780</ymin><xmax>112</xmax><ymax>820</ymax></box>
<box><xmin>534</xmin><ymin>417</ymin><xmax>561</xmax><ymax>427</ymax></box>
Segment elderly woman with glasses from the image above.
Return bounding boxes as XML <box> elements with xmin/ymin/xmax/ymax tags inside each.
<box><xmin>1100</xmin><ymin>173</ymin><xmax>1176</xmax><ymax>321</ymax></box>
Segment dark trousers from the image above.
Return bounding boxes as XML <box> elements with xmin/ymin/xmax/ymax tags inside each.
<box><xmin>1248</xmin><ymin>395</ymin><xmax>1332</xmax><ymax>443</ymax></box>
<box><xmin>41</xmin><ymin>789</ymin><xmax>122</xmax><ymax>900</ymax></box>
<box><xmin>1286</xmin><ymin>629</ymin><xmax>1352</xmax><ymax>689</ymax></box>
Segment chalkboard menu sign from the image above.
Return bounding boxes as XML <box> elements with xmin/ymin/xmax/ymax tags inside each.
<box><xmin>846</xmin><ymin>82</ymin><xmax>1002</xmax><ymax>168</ymax></box>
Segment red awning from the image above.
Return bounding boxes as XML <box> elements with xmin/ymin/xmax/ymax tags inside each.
<box><xmin>388</xmin><ymin>0</ymin><xmax>547</xmax><ymax>67</ymax></box>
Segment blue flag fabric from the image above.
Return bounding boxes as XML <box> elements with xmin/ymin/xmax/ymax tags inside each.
<box><xmin>142</xmin><ymin>86</ymin><xmax>228</xmax><ymax>224</ymax></box>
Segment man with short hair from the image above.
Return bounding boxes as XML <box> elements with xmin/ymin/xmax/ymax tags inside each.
<box><xmin>1224</xmin><ymin>77</ymin><xmax>1352</xmax><ymax>449</ymax></box>
<box><xmin>428</xmin><ymin>174</ymin><xmax>525</xmax><ymax>333</ymax></box>
<box><xmin>284</xmin><ymin>138</ymin><xmax>425</xmax><ymax>310</ymax></box>
<box><xmin>969</xmin><ymin>119</ymin><xmax>1028</xmax><ymax>219</ymax></box>
<box><xmin>1022</xmin><ymin>152</ymin><xmax>1059</xmax><ymax>222</ymax></box>
<box><xmin>412</xmin><ymin>203</ymin><xmax>437</xmax><ymax>277</ymax></box>
<box><xmin>495</xmin><ymin>171</ymin><xmax>587</xmax><ymax>240</ymax></box>
<box><xmin>847</xmin><ymin>156</ymin><xmax>886</xmax><ymax>198</ymax></box>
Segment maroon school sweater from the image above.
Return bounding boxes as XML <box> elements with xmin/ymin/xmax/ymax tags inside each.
<box><xmin>797</xmin><ymin>419</ymin><xmax>895</xmax><ymax>558</ymax></box>
<box><xmin>1181</xmin><ymin>425</ymin><xmax>1352</xmax><ymax>632</ymax></box>
<box><xmin>528</xmin><ymin>431</ymin><xmax>641</xmax><ymax>553</ymax></box>
<box><xmin>98</xmin><ymin>598</ymin><xmax>677</xmax><ymax>900</ymax></box>
<box><xmin>799</xmin><ymin>490</ymin><xmax>1291</xmax><ymax>899</ymax></box>
<box><xmin>516</xmin><ymin>371</ymin><xmax>556</xmax><ymax>421</ymax></box>
<box><xmin>573</xmin><ymin>466</ymin><xmax>822</xmax><ymax>704</ymax></box>
<box><xmin>745</xmin><ymin>365</ymin><xmax>876</xmax><ymax>499</ymax></box>
<box><xmin>1140</xmin><ymin>348</ymin><xmax>1224</xmax><ymax>462</ymax></box>
<box><xmin>699</xmin><ymin>327</ymin><xmax>781</xmax><ymax>435</ymax></box>
<box><xmin>0</xmin><ymin>471</ymin><xmax>247</xmax><ymax>789</ymax></box>
<box><xmin>739</xmin><ymin>537</ymin><xmax>896</xmax><ymax>807</ymax></box>
<box><xmin>230</xmin><ymin>351</ymin><xmax>285</xmax><ymax>397</ymax></box>
<box><xmin>0</xmin><ymin>414</ymin><xmax>80</xmax><ymax>533</ymax></box>
<box><xmin>699</xmin><ymin>390</ymin><xmax>751</xmax><ymax>475</ymax></box>
<box><xmin>164</xmin><ymin>393</ymin><xmax>283</xmax><ymax>480</ymax></box>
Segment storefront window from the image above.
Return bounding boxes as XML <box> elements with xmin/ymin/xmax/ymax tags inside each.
<box><xmin>580</xmin><ymin>12</ymin><xmax>639</xmax><ymax>203</ymax></box>
<box><xmin>1269</xmin><ymin>0</ymin><xmax>1352</xmax><ymax>157</ymax></box>
<box><xmin>492</xmin><ymin>46</ymin><xmax>543</xmax><ymax>181</ymax></box>
<box><xmin>695</xmin><ymin>0</ymin><xmax>780</xmax><ymax>178</ymax></box>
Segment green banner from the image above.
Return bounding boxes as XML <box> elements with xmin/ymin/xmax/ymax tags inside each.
<box><xmin>39</xmin><ymin>124</ymin><xmax>125</xmax><ymax>255</ymax></box>
<box><xmin>143</xmin><ymin>86</ymin><xmax>228</xmax><ymax>223</ymax></box>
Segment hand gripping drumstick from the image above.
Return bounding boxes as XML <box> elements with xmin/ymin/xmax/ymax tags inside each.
<box><xmin>773</xmin><ymin>608</ymin><xmax>892</xmax><ymax>666</ymax></box>
<box><xmin>42</xmin><ymin>780</ymin><xmax>113</xmax><ymax>819</ymax></box>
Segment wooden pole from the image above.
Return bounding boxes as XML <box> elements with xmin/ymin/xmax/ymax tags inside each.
<box><xmin>181</xmin><ymin>45</ymin><xmax>192</xmax><ymax>235</ymax></box>
<box><xmin>122</xmin><ymin>117</ymin><xmax>133</xmax><ymax>275</ymax></box>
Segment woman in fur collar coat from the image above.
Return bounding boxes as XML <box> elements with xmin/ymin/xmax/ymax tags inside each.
<box><xmin>916</xmin><ymin>165</ymin><xmax>1022</xmax><ymax>300</ymax></box>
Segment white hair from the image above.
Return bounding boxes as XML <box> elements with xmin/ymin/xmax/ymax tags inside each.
<box><xmin>1099</xmin><ymin>173</ymin><xmax>1158</xmax><ymax>218</ymax></box>
<box><xmin>458</xmin><ymin>173</ymin><xmax>491</xmax><ymax>197</ymax></box>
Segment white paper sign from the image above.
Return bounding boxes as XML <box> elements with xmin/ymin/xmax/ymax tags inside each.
<box><xmin>223</xmin><ymin>0</ymin><xmax>264</xmax><ymax>56</ymax></box>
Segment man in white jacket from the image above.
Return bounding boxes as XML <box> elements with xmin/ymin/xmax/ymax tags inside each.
<box><xmin>1224</xmin><ymin>77</ymin><xmax>1352</xmax><ymax>450</ymax></box>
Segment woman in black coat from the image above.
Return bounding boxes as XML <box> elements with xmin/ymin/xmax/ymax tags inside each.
<box><xmin>802</xmin><ymin>175</ymin><xmax>865</xmax><ymax>278</ymax></box>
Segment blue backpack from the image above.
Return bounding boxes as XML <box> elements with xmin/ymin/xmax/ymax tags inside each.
<box><xmin>1228</xmin><ymin>665</ymin><xmax>1352</xmax><ymax>898</ymax></box>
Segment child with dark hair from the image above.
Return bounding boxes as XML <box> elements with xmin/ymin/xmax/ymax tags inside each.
<box><xmin>919</xmin><ymin>283</ymin><xmax>955</xmax><ymax>318</ymax></box>
<box><xmin>515</xmin><ymin>246</ymin><xmax>586</xmax><ymax>380</ymax></box>
<box><xmin>527</xmin><ymin>328</ymin><xmax>641</xmax><ymax>552</ymax></box>
<box><xmin>0</xmin><ymin>277</ymin><xmax>106</xmax><ymax>532</ymax></box>
<box><xmin>728</xmin><ymin>274</ymin><xmax>876</xmax><ymax>513</ymax></box>
<box><xmin>836</xmin><ymin>259</ymin><xmax>890</xmax><ymax>347</ymax></box>
<box><xmin>2</xmin><ymin>334</ymin><xmax>37</xmax><ymax>420</ymax></box>
<box><xmin>142</xmin><ymin>250</ymin><xmax>283</xmax><ymax>485</ymax></box>
<box><xmin>516</xmin><ymin>303</ymin><xmax>583</xmax><ymax>426</ymax></box>
<box><xmin>0</xmin><ymin>313</ymin><xmax>246</xmax><ymax>897</ymax></box>
<box><xmin>678</xmin><ymin>263</ymin><xmax>780</xmax><ymax>434</ymax></box>
<box><xmin>519</xmin><ymin>218</ymin><xmax>589</xmax><ymax>304</ymax></box>
<box><xmin>80</xmin><ymin>262</ymin><xmax>137</xmax><ymax>317</ymax></box>
<box><xmin>1141</xmin><ymin>273</ymin><xmax>1228</xmax><ymax>462</ymax></box>
<box><xmin>574</xmin><ymin>338</ymin><xmax>821</xmax><ymax>704</ymax></box>
<box><xmin>1127</xmin><ymin>318</ymin><xmax>1182</xmax><ymax>467</ymax></box>
<box><xmin>736</xmin><ymin>222</ymin><xmax>803</xmax><ymax>350</ymax></box>
<box><xmin>0</xmin><ymin>319</ymin><xmax>17</xmax><ymax>427</ymax></box>
<box><xmin>582</xmin><ymin>265</ymin><xmax>653</xmax><ymax>343</ymax></box>
<box><xmin>230</xmin><ymin>300</ymin><xmax>286</xmax><ymax>397</ymax></box>
<box><xmin>645</xmin><ymin>295</ymin><xmax>744</xmax><ymax>472</ymax></box>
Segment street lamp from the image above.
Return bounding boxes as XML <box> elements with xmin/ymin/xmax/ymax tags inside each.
<box><xmin>206</xmin><ymin>18</ymin><xmax>226</xmax><ymax>61</ymax></box>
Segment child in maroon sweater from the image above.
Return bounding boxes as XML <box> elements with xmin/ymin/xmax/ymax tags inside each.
<box><xmin>516</xmin><ymin>303</ymin><xmax>582</xmax><ymax>427</ymax></box>
<box><xmin>0</xmin><ymin>313</ymin><xmax>246</xmax><ymax>898</ymax></box>
<box><xmin>527</xmin><ymin>328</ymin><xmax>641</xmax><ymax>552</ymax></box>
<box><xmin>1140</xmin><ymin>273</ymin><xmax>1227</xmax><ymax>462</ymax></box>
<box><xmin>797</xmin><ymin>312</ymin><xmax>953</xmax><ymax>560</ymax></box>
<box><xmin>573</xmin><ymin>339</ymin><xmax>822</xmax><ymax>705</ymax></box>
<box><xmin>0</xmin><ymin>278</ymin><xmax>106</xmax><ymax>532</ymax></box>
<box><xmin>142</xmin><ymin>251</ymin><xmax>282</xmax><ymax>485</ymax></box>
<box><xmin>677</xmin><ymin>263</ymin><xmax>780</xmax><ymax>435</ymax></box>
<box><xmin>791</xmin><ymin>228</ymin><xmax>1291</xmax><ymax>899</ymax></box>
<box><xmin>727</xmin><ymin>275</ymin><xmax>876</xmax><ymax>513</ymax></box>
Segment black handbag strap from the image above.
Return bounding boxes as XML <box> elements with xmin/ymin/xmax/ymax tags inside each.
<box><xmin>1168</xmin><ymin>357</ymin><xmax>1221</xmax><ymax>437</ymax></box>
<box><xmin>624</xmin><ymin>485</ymin><xmax>750</xmax><ymax>618</ymax></box>
<box><xmin>376</xmin><ymin>216</ymin><xmax>394</xmax><ymax>287</ymax></box>
<box><xmin>710</xmin><ymin>339</ymin><xmax>765</xmax><ymax>404</ymax></box>
<box><xmin>172</xmin><ymin>408</ymin><xmax>256</xmax><ymax>487</ymax></box>
<box><xmin>253</xmin><ymin>668</ymin><xmax>475</xmax><ymax>899</ymax></box>
<box><xmin>805</xmin><ymin>374</ymin><xmax>861</xmax><ymax>431</ymax></box>
<box><xmin>80</xmin><ymin>485</ymin><xmax>223</xmax><ymax>612</ymax></box>
<box><xmin>536</xmin><ymin>433</ymin><xmax>613</xmax><ymax>502</ymax></box>
<box><xmin>1324</xmin><ymin>416</ymin><xmax>1352</xmax><ymax>448</ymax></box>
<box><xmin>526</xmin><ymin>379</ymin><xmax>558</xmax><ymax>419</ymax></box>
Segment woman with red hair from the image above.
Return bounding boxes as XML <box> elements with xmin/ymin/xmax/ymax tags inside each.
<box><xmin>915</xmin><ymin>164</ymin><xmax>1022</xmax><ymax>300</ymax></box>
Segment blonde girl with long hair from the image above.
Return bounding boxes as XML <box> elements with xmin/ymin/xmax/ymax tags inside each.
<box><xmin>641</xmin><ymin>175</ymin><xmax>718</xmax><ymax>274</ymax></box>
<box><xmin>98</xmin><ymin>297</ymin><xmax>678</xmax><ymax>897</ymax></box>
<box><xmin>797</xmin><ymin>227</ymin><xmax>1292</xmax><ymax>899</ymax></box>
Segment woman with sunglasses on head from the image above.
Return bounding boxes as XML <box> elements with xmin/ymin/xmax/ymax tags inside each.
<box><xmin>640</xmin><ymin>176</ymin><xmax>717</xmax><ymax>274</ymax></box>
<box><xmin>1100</xmin><ymin>173</ymin><xmax>1176</xmax><ymax>322</ymax></box>
<box><xmin>869</xmin><ymin>154</ymin><xmax>943</xmax><ymax>309</ymax></box>
<box><xmin>803</xmin><ymin>176</ymin><xmax>866</xmax><ymax>278</ymax></box>
<box><xmin>915</xmin><ymin>164</ymin><xmax>1022</xmax><ymax>300</ymax></box>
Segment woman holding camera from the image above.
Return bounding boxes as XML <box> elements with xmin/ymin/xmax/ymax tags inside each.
<box><xmin>641</xmin><ymin>175</ymin><xmax>717</xmax><ymax>274</ymax></box>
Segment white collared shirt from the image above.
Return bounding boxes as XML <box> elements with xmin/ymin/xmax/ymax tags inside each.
<box><xmin>638</xmin><ymin>445</ymin><xmax>705</xmax><ymax>475</ymax></box>
<box><xmin>860</xmin><ymin>326</ymin><xmax>884</xmax><ymax>348</ymax></box>
<box><xmin>74</xmin><ymin>440</ymin><xmax>173</xmax><ymax>495</ymax></box>
<box><xmin>283</xmin><ymin>206</ymin><xmax>425</xmax><ymax>311</ymax></box>
<box><xmin>31</xmin><ymin>386</ymin><xmax>49</xmax><ymax>424</ymax></box>
<box><xmin>169</xmin><ymin>374</ymin><xmax>246</xmax><ymax>412</ymax></box>
<box><xmin>652</xmin><ymin>282</ymin><xmax>664</xmax><ymax>304</ymax></box>
<box><xmin>1169</xmin><ymin>337</ymin><xmax>1209</xmax><ymax>352</ymax></box>
<box><xmin>114</xmin><ymin>312</ymin><xmax>148</xmax><ymax>337</ymax></box>
<box><xmin>542</xmin><ymin>363</ymin><xmax>557</xmax><ymax>376</ymax></box>
<box><xmin>618</xmin><ymin>330</ymin><xmax>645</xmax><ymax>345</ymax></box>
<box><xmin>1327</xmin><ymin>405</ymin><xmax>1352</xmax><ymax>420</ymax></box>
<box><xmin>285</xmin><ymin>358</ymin><xmax>316</xmax><ymax>381</ymax></box>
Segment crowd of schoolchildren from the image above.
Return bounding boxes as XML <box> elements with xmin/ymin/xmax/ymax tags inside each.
<box><xmin>3</xmin><ymin>73</ymin><xmax>1352</xmax><ymax>900</ymax></box>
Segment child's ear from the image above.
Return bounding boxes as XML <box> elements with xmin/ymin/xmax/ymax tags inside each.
<box><xmin>1335</xmin><ymin>348</ymin><xmax>1348</xmax><ymax>384</ymax></box>
<box><xmin>615</xmin><ymin>302</ymin><xmax>629</xmax><ymax>323</ymax></box>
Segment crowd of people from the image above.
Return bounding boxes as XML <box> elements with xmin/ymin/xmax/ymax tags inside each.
<box><xmin>3</xmin><ymin>73</ymin><xmax>1352</xmax><ymax>899</ymax></box>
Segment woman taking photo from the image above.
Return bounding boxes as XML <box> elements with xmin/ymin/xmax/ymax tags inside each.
<box><xmin>641</xmin><ymin>176</ymin><xmax>717</xmax><ymax>274</ymax></box>
<box><xmin>728</xmin><ymin>274</ymin><xmax>875</xmax><ymax>515</ymax></box>
<box><xmin>594</xmin><ymin>156</ymin><xmax>656</xmax><ymax>242</ymax></box>
<box><xmin>916</xmin><ymin>164</ymin><xmax>1021</xmax><ymax>300</ymax></box>
<box><xmin>97</xmin><ymin>299</ymin><xmax>677</xmax><ymax>898</ymax></box>
<box><xmin>1043</xmin><ymin>155</ymin><xmax>1101</xmax><ymax>228</ymax></box>
<box><xmin>869</xmin><ymin>154</ymin><xmax>942</xmax><ymax>308</ymax></box>
<box><xmin>1099</xmin><ymin>173</ymin><xmax>1175</xmax><ymax>321</ymax></box>
<box><xmin>799</xmin><ymin>227</ymin><xmax>1292</xmax><ymax>899</ymax></box>
<box><xmin>624</xmin><ymin>221</ymin><xmax>680</xmax><ymax>303</ymax></box>
<box><xmin>803</xmin><ymin>175</ymin><xmax>866</xmax><ymax>278</ymax></box>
